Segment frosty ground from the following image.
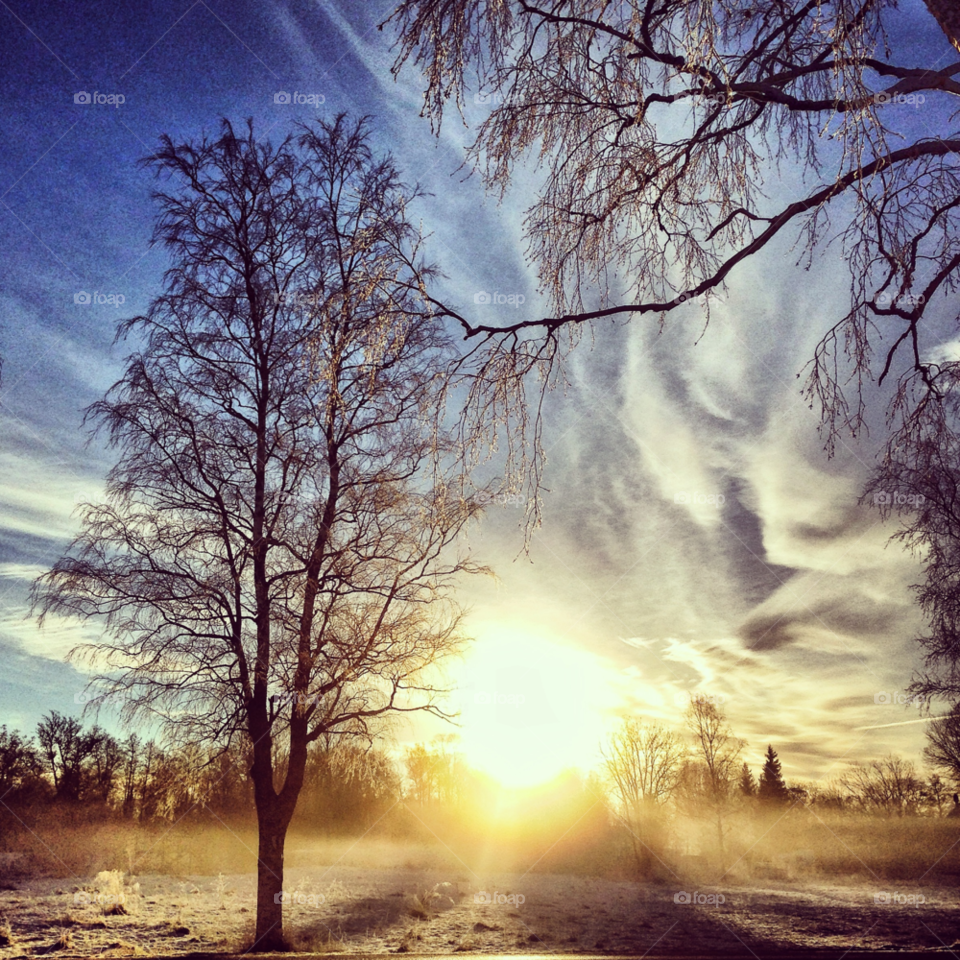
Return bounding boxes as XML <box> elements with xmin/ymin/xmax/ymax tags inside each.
<box><xmin>2</xmin><ymin>863</ymin><xmax>959</xmax><ymax>956</ymax></box>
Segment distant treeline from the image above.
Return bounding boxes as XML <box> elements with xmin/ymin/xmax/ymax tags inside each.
<box><xmin>1</xmin><ymin>704</ymin><xmax>958</xmax><ymax>847</ymax></box>
<box><xmin>0</xmin><ymin>711</ymin><xmax>400</xmax><ymax>834</ymax></box>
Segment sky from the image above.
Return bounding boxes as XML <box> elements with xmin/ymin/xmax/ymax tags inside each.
<box><xmin>0</xmin><ymin>0</ymin><xmax>957</xmax><ymax>791</ymax></box>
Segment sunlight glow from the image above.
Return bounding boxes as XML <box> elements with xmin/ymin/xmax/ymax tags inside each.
<box><xmin>453</xmin><ymin>627</ymin><xmax>620</xmax><ymax>788</ymax></box>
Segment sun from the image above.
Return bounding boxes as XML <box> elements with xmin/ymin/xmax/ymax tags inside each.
<box><xmin>452</xmin><ymin>627</ymin><xmax>620</xmax><ymax>788</ymax></box>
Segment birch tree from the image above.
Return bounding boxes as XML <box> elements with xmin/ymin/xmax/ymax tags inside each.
<box><xmin>34</xmin><ymin>114</ymin><xmax>486</xmax><ymax>951</ymax></box>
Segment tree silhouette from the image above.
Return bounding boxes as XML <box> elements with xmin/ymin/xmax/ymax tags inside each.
<box><xmin>840</xmin><ymin>755</ymin><xmax>925</xmax><ymax>816</ymax></box>
<box><xmin>923</xmin><ymin>704</ymin><xmax>960</xmax><ymax>783</ymax></box>
<box><xmin>684</xmin><ymin>696</ymin><xmax>744</xmax><ymax>866</ymax></box>
<box><xmin>0</xmin><ymin>725</ymin><xmax>42</xmax><ymax>799</ymax></box>
<box><xmin>35</xmin><ymin>712</ymin><xmax>108</xmax><ymax>804</ymax></box>
<box><xmin>602</xmin><ymin>717</ymin><xmax>684</xmax><ymax>878</ymax></box>
<box><xmin>757</xmin><ymin>745</ymin><xmax>789</xmax><ymax>805</ymax></box>
<box><xmin>33</xmin><ymin>115</ymin><xmax>485</xmax><ymax>951</ymax></box>
<box><xmin>865</xmin><ymin>438</ymin><xmax>960</xmax><ymax>706</ymax></box>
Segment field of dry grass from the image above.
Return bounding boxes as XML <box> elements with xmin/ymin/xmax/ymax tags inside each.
<box><xmin>2</xmin><ymin>810</ymin><xmax>960</xmax><ymax>955</ymax></box>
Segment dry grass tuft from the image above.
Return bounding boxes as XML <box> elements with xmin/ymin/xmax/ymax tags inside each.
<box><xmin>98</xmin><ymin>939</ymin><xmax>147</xmax><ymax>956</ymax></box>
<box><xmin>289</xmin><ymin>929</ymin><xmax>346</xmax><ymax>953</ymax></box>
<box><xmin>396</xmin><ymin>926</ymin><xmax>423</xmax><ymax>952</ymax></box>
<box><xmin>406</xmin><ymin>890</ymin><xmax>434</xmax><ymax>920</ymax></box>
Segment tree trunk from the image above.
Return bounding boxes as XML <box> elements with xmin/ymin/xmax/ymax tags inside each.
<box><xmin>249</xmin><ymin>717</ymin><xmax>308</xmax><ymax>952</ymax></box>
<box><xmin>629</xmin><ymin>813</ymin><xmax>651</xmax><ymax>878</ymax></box>
<box><xmin>714</xmin><ymin>804</ymin><xmax>726</xmax><ymax>874</ymax></box>
<box><xmin>253</xmin><ymin>806</ymin><xmax>290</xmax><ymax>952</ymax></box>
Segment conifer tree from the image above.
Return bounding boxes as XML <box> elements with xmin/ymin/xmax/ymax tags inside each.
<box><xmin>757</xmin><ymin>745</ymin><xmax>789</xmax><ymax>805</ymax></box>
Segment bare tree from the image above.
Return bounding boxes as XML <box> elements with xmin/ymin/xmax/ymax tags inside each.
<box><xmin>807</xmin><ymin>779</ymin><xmax>849</xmax><ymax>812</ymax></box>
<box><xmin>923</xmin><ymin>704</ymin><xmax>960</xmax><ymax>783</ymax></box>
<box><xmin>684</xmin><ymin>695</ymin><xmax>744</xmax><ymax>865</ymax></box>
<box><xmin>35</xmin><ymin>712</ymin><xmax>107</xmax><ymax>804</ymax></box>
<box><xmin>403</xmin><ymin>736</ymin><xmax>467</xmax><ymax>807</ymax></box>
<box><xmin>602</xmin><ymin>717</ymin><xmax>684</xmax><ymax>878</ymax></box>
<box><xmin>0</xmin><ymin>725</ymin><xmax>43</xmax><ymax>800</ymax></box>
<box><xmin>88</xmin><ymin>732</ymin><xmax>122</xmax><ymax>805</ymax></box>
<box><xmin>404</xmin><ymin>741</ymin><xmax>442</xmax><ymax>806</ymax></box>
<box><xmin>118</xmin><ymin>733</ymin><xmax>140</xmax><ymax>819</ymax></box>
<box><xmin>33</xmin><ymin>115</ymin><xmax>485</xmax><ymax>951</ymax></box>
<box><xmin>840</xmin><ymin>755</ymin><xmax>926</xmax><ymax>816</ymax></box>
<box><xmin>387</xmin><ymin>0</ymin><xmax>959</xmax><ymax>420</ymax></box>
<box><xmin>925</xmin><ymin>771</ymin><xmax>950</xmax><ymax>815</ymax></box>
<box><xmin>864</xmin><ymin>433</ymin><xmax>960</xmax><ymax>705</ymax></box>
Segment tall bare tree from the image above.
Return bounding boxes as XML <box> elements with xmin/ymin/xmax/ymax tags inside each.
<box><xmin>33</xmin><ymin>115</ymin><xmax>485</xmax><ymax>951</ymax></box>
<box><xmin>684</xmin><ymin>695</ymin><xmax>744</xmax><ymax>866</ymax></box>
<box><xmin>602</xmin><ymin>717</ymin><xmax>684</xmax><ymax>878</ymax></box>
<box><xmin>297</xmin><ymin>739</ymin><xmax>400</xmax><ymax>831</ymax></box>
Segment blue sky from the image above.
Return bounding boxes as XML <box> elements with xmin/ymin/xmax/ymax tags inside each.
<box><xmin>1</xmin><ymin>0</ymin><xmax>957</xmax><ymax>788</ymax></box>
